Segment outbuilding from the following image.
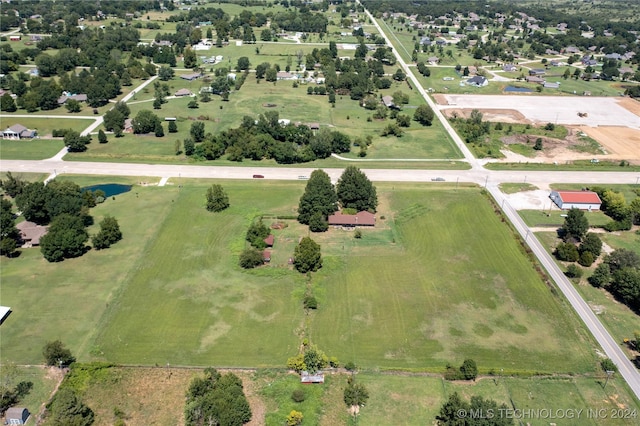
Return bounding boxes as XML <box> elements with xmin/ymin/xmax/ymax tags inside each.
<box><xmin>5</xmin><ymin>407</ymin><xmax>30</xmax><ymax>424</ymax></box>
<box><xmin>549</xmin><ymin>190</ymin><xmax>601</xmax><ymax>210</ymax></box>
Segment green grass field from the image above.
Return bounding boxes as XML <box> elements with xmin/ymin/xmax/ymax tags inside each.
<box><xmin>0</xmin><ymin>138</ymin><xmax>64</xmax><ymax>160</ymax></box>
<box><xmin>1</xmin><ymin>180</ymin><xmax>598</xmax><ymax>375</ymax></box>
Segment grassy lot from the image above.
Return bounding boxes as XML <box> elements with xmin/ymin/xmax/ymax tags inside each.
<box><xmin>499</xmin><ymin>182</ymin><xmax>539</xmax><ymax>194</ymax></box>
<box><xmin>65</xmin><ymin>76</ymin><xmax>461</xmax><ymax>163</ymax></box>
<box><xmin>43</xmin><ymin>366</ymin><xmax>640</xmax><ymax>426</ymax></box>
<box><xmin>2</xmin><ymin>180</ymin><xmax>598</xmax><ymax>375</ymax></box>
<box><xmin>0</xmin><ymin>138</ymin><xmax>64</xmax><ymax>160</ymax></box>
<box><xmin>519</xmin><ymin>210</ymin><xmax>613</xmax><ymax>228</ymax></box>
<box><xmin>2</xmin><ymin>366</ymin><xmax>61</xmax><ymax>421</ymax></box>
<box><xmin>485</xmin><ymin>161</ymin><xmax>640</xmax><ymax>172</ymax></box>
<box><xmin>0</xmin><ymin>117</ymin><xmax>92</xmax><ymax>136</ymax></box>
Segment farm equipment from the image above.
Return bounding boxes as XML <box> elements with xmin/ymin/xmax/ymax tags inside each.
<box><xmin>577</xmin><ymin>112</ymin><xmax>588</xmax><ymax>117</ymax></box>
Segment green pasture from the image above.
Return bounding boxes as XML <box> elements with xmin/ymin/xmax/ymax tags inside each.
<box><xmin>0</xmin><ymin>138</ymin><xmax>64</xmax><ymax>160</ymax></box>
<box><xmin>0</xmin><ymin>365</ymin><xmax>59</xmax><ymax>419</ymax></box>
<box><xmin>2</xmin><ymin>180</ymin><xmax>599</xmax><ymax>374</ymax></box>
<box><xmin>519</xmin><ymin>209</ymin><xmax>612</xmax><ymax>228</ymax></box>
<box><xmin>308</xmin><ymin>185</ymin><xmax>596</xmax><ymax>373</ymax></box>
<box><xmin>70</xmin><ymin>76</ymin><xmax>461</xmax><ymax>163</ymax></box>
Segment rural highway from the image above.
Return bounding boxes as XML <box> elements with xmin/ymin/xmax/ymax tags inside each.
<box><xmin>1</xmin><ymin>6</ymin><xmax>640</xmax><ymax>401</ymax></box>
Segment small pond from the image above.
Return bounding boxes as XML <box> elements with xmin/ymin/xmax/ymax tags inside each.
<box><xmin>82</xmin><ymin>183</ymin><xmax>132</xmax><ymax>197</ymax></box>
<box><xmin>504</xmin><ymin>86</ymin><xmax>533</xmax><ymax>93</ymax></box>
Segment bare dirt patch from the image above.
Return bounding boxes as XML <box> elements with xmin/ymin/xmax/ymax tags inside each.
<box><xmin>617</xmin><ymin>97</ymin><xmax>640</xmax><ymax>117</ymax></box>
<box><xmin>441</xmin><ymin>108</ymin><xmax>529</xmax><ymax>124</ymax></box>
<box><xmin>577</xmin><ymin>126</ymin><xmax>640</xmax><ymax>161</ymax></box>
<box><xmin>432</xmin><ymin>94</ymin><xmax>448</xmax><ymax>105</ymax></box>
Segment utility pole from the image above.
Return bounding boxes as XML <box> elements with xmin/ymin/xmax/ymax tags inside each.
<box><xmin>603</xmin><ymin>370</ymin><xmax>615</xmax><ymax>389</ymax></box>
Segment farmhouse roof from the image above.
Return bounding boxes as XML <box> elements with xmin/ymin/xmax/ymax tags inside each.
<box><xmin>16</xmin><ymin>221</ymin><xmax>48</xmax><ymax>245</ymax></box>
<box><xmin>328</xmin><ymin>211</ymin><xmax>375</xmax><ymax>226</ymax></box>
<box><xmin>174</xmin><ymin>88</ymin><xmax>193</xmax><ymax>96</ymax></box>
<box><xmin>180</xmin><ymin>72</ymin><xmax>202</xmax><ymax>81</ymax></box>
<box><xmin>556</xmin><ymin>191</ymin><xmax>601</xmax><ymax>204</ymax></box>
<box><xmin>381</xmin><ymin>95</ymin><xmax>394</xmax><ymax>107</ymax></box>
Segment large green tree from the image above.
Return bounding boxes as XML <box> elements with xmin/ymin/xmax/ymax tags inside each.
<box><xmin>294</xmin><ymin>237</ymin><xmax>322</xmax><ymax>273</ymax></box>
<box><xmin>190</xmin><ymin>121</ymin><xmax>205</xmax><ymax>143</ymax></box>
<box><xmin>336</xmin><ymin>166</ymin><xmax>378</xmax><ymax>212</ymax></box>
<box><xmin>561</xmin><ymin>208</ymin><xmax>589</xmax><ymax>241</ymax></box>
<box><xmin>40</xmin><ymin>213</ymin><xmax>88</xmax><ymax>262</ymax></box>
<box><xmin>206</xmin><ymin>184</ymin><xmax>230</xmax><ymax>212</ymax></box>
<box><xmin>43</xmin><ymin>340</ymin><xmax>75</xmax><ymax>367</ymax></box>
<box><xmin>297</xmin><ymin>169</ymin><xmax>338</xmax><ymax>225</ymax></box>
<box><xmin>15</xmin><ymin>182</ymin><xmax>50</xmax><ymax>224</ymax></box>
<box><xmin>63</xmin><ymin>130</ymin><xmax>91</xmax><ymax>152</ymax></box>
<box><xmin>92</xmin><ymin>216</ymin><xmax>122</xmax><ymax>250</ymax></box>
<box><xmin>246</xmin><ymin>219</ymin><xmax>269</xmax><ymax>249</ymax></box>
<box><xmin>343</xmin><ymin>377</ymin><xmax>369</xmax><ymax>408</ymax></box>
<box><xmin>132</xmin><ymin>110</ymin><xmax>161</xmax><ymax>134</ymax></box>
<box><xmin>0</xmin><ymin>198</ymin><xmax>18</xmax><ymax>257</ymax></box>
<box><xmin>46</xmin><ymin>388</ymin><xmax>94</xmax><ymax>426</ymax></box>
<box><xmin>414</xmin><ymin>104</ymin><xmax>435</xmax><ymax>126</ymax></box>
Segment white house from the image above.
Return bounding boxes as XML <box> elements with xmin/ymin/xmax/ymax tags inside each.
<box><xmin>549</xmin><ymin>190</ymin><xmax>601</xmax><ymax>210</ymax></box>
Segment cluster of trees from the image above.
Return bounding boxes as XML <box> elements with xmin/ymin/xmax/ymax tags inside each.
<box><xmin>293</xmin><ymin>236</ymin><xmax>322</xmax><ymax>273</ymax></box>
<box><xmin>444</xmin><ymin>359</ymin><xmax>478</xmax><ymax>381</ymax></box>
<box><xmin>286</xmin><ymin>344</ymin><xmax>338</xmax><ymax>374</ymax></box>
<box><xmin>437</xmin><ymin>392</ymin><xmax>511</xmax><ymax>426</ymax></box>
<box><xmin>591</xmin><ymin>187</ymin><xmax>640</xmax><ymax>231</ymax></box>
<box><xmin>0</xmin><ymin>198</ymin><xmax>19</xmax><ymax>257</ymax></box>
<box><xmin>589</xmin><ymin>249</ymin><xmax>640</xmax><ymax>313</ymax></box>
<box><xmin>453</xmin><ymin>109</ymin><xmax>491</xmax><ymax>144</ymax></box>
<box><xmin>239</xmin><ymin>219</ymin><xmax>270</xmax><ymax>269</ymax></box>
<box><xmin>103</xmin><ymin>101</ymin><xmax>131</xmax><ymax>137</ymax></box>
<box><xmin>271</xmin><ymin>10</ymin><xmax>328</xmax><ymax>33</ymax></box>
<box><xmin>181</xmin><ymin>111</ymin><xmax>351</xmax><ymax>164</ymax></box>
<box><xmin>297</xmin><ymin>167</ymin><xmax>377</xmax><ymax>232</ymax></box>
<box><xmin>184</xmin><ymin>368</ymin><xmax>252</xmax><ymax>426</ymax></box>
<box><xmin>0</xmin><ymin>174</ymin><xmax>121</xmax><ymax>261</ymax></box>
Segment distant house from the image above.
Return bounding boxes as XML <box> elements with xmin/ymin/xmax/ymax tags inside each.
<box><xmin>2</xmin><ymin>124</ymin><xmax>37</xmax><ymax>140</ymax></box>
<box><xmin>503</xmin><ymin>64</ymin><xmax>517</xmax><ymax>72</ymax></box>
<box><xmin>180</xmin><ymin>72</ymin><xmax>202</xmax><ymax>81</ymax></box>
<box><xmin>381</xmin><ymin>95</ymin><xmax>395</xmax><ymax>108</ymax></box>
<box><xmin>529</xmin><ymin>69</ymin><xmax>545</xmax><ymax>76</ymax></box>
<box><xmin>264</xmin><ymin>234</ymin><xmax>274</xmax><ymax>247</ymax></box>
<box><xmin>466</xmin><ymin>75</ymin><xmax>488</xmax><ymax>87</ymax></box>
<box><xmin>16</xmin><ymin>221</ymin><xmax>48</xmax><ymax>247</ymax></box>
<box><xmin>427</xmin><ymin>56</ymin><xmax>439</xmax><ymax>64</ymax></box>
<box><xmin>301</xmin><ymin>371</ymin><xmax>324</xmax><ymax>384</ymax></box>
<box><xmin>328</xmin><ymin>211</ymin><xmax>375</xmax><ymax>227</ymax></box>
<box><xmin>174</xmin><ymin>88</ymin><xmax>193</xmax><ymax>97</ymax></box>
<box><xmin>5</xmin><ymin>406</ymin><xmax>30</xmax><ymax>424</ymax></box>
<box><xmin>525</xmin><ymin>76</ymin><xmax>545</xmax><ymax>84</ymax></box>
<box><xmin>57</xmin><ymin>93</ymin><xmax>87</xmax><ymax>105</ymax></box>
<box><xmin>276</xmin><ymin>71</ymin><xmax>297</xmax><ymax>80</ymax></box>
<box><xmin>549</xmin><ymin>190</ymin><xmax>601</xmax><ymax>210</ymax></box>
<box><xmin>543</xmin><ymin>82</ymin><xmax>560</xmax><ymax>89</ymax></box>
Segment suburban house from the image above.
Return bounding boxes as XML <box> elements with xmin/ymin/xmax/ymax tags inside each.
<box><xmin>0</xmin><ymin>305</ymin><xmax>11</xmax><ymax>325</ymax></box>
<box><xmin>466</xmin><ymin>75</ymin><xmax>488</xmax><ymax>87</ymax></box>
<box><xmin>57</xmin><ymin>93</ymin><xmax>87</xmax><ymax>105</ymax></box>
<box><xmin>328</xmin><ymin>211</ymin><xmax>376</xmax><ymax>227</ymax></box>
<box><xmin>529</xmin><ymin>69</ymin><xmax>546</xmax><ymax>76</ymax></box>
<box><xmin>427</xmin><ymin>56</ymin><xmax>439</xmax><ymax>64</ymax></box>
<box><xmin>2</xmin><ymin>124</ymin><xmax>37</xmax><ymax>140</ymax></box>
<box><xmin>503</xmin><ymin>64</ymin><xmax>517</xmax><ymax>72</ymax></box>
<box><xmin>5</xmin><ymin>406</ymin><xmax>30</xmax><ymax>424</ymax></box>
<box><xmin>549</xmin><ymin>190</ymin><xmax>602</xmax><ymax>210</ymax></box>
<box><xmin>174</xmin><ymin>88</ymin><xmax>193</xmax><ymax>97</ymax></box>
<box><xmin>16</xmin><ymin>221</ymin><xmax>48</xmax><ymax>247</ymax></box>
<box><xmin>381</xmin><ymin>95</ymin><xmax>395</xmax><ymax>108</ymax></box>
<box><xmin>276</xmin><ymin>71</ymin><xmax>297</xmax><ymax>80</ymax></box>
<box><xmin>180</xmin><ymin>72</ymin><xmax>202</xmax><ymax>81</ymax></box>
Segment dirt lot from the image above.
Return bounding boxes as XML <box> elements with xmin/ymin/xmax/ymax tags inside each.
<box><xmin>435</xmin><ymin>94</ymin><xmax>640</xmax><ymax>163</ymax></box>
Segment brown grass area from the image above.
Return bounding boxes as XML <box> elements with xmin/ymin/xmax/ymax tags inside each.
<box><xmin>80</xmin><ymin>368</ymin><xmax>266</xmax><ymax>426</ymax></box>
<box><xmin>578</xmin><ymin>126</ymin><xmax>640</xmax><ymax>160</ymax></box>
<box><xmin>616</xmin><ymin>97</ymin><xmax>640</xmax><ymax>116</ymax></box>
<box><xmin>441</xmin><ymin>108</ymin><xmax>529</xmax><ymax>123</ymax></box>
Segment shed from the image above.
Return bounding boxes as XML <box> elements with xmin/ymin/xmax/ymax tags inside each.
<box><xmin>174</xmin><ymin>88</ymin><xmax>193</xmax><ymax>97</ymax></box>
<box><xmin>5</xmin><ymin>407</ymin><xmax>30</xmax><ymax>424</ymax></box>
<box><xmin>301</xmin><ymin>371</ymin><xmax>324</xmax><ymax>384</ymax></box>
<box><xmin>263</xmin><ymin>250</ymin><xmax>271</xmax><ymax>263</ymax></box>
<box><xmin>549</xmin><ymin>190</ymin><xmax>601</xmax><ymax>210</ymax></box>
<box><xmin>0</xmin><ymin>306</ymin><xmax>11</xmax><ymax>325</ymax></box>
<box><xmin>264</xmin><ymin>234</ymin><xmax>274</xmax><ymax>247</ymax></box>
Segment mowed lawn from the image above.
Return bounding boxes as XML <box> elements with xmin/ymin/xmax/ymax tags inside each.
<box><xmin>310</xmin><ymin>186</ymin><xmax>596</xmax><ymax>373</ymax></box>
<box><xmin>3</xmin><ymin>180</ymin><xmax>596</xmax><ymax>374</ymax></box>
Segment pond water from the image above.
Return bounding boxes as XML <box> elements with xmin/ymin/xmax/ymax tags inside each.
<box><xmin>504</xmin><ymin>86</ymin><xmax>533</xmax><ymax>93</ymax></box>
<box><xmin>82</xmin><ymin>183</ymin><xmax>132</xmax><ymax>197</ymax></box>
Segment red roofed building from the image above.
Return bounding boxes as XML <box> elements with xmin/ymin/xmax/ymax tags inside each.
<box><xmin>328</xmin><ymin>211</ymin><xmax>375</xmax><ymax>227</ymax></box>
<box><xmin>264</xmin><ymin>234</ymin><xmax>274</xmax><ymax>247</ymax></box>
<box><xmin>550</xmin><ymin>190</ymin><xmax>601</xmax><ymax>210</ymax></box>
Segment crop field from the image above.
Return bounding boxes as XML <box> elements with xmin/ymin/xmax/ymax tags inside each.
<box><xmin>1</xmin><ymin>179</ymin><xmax>598</xmax><ymax>375</ymax></box>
